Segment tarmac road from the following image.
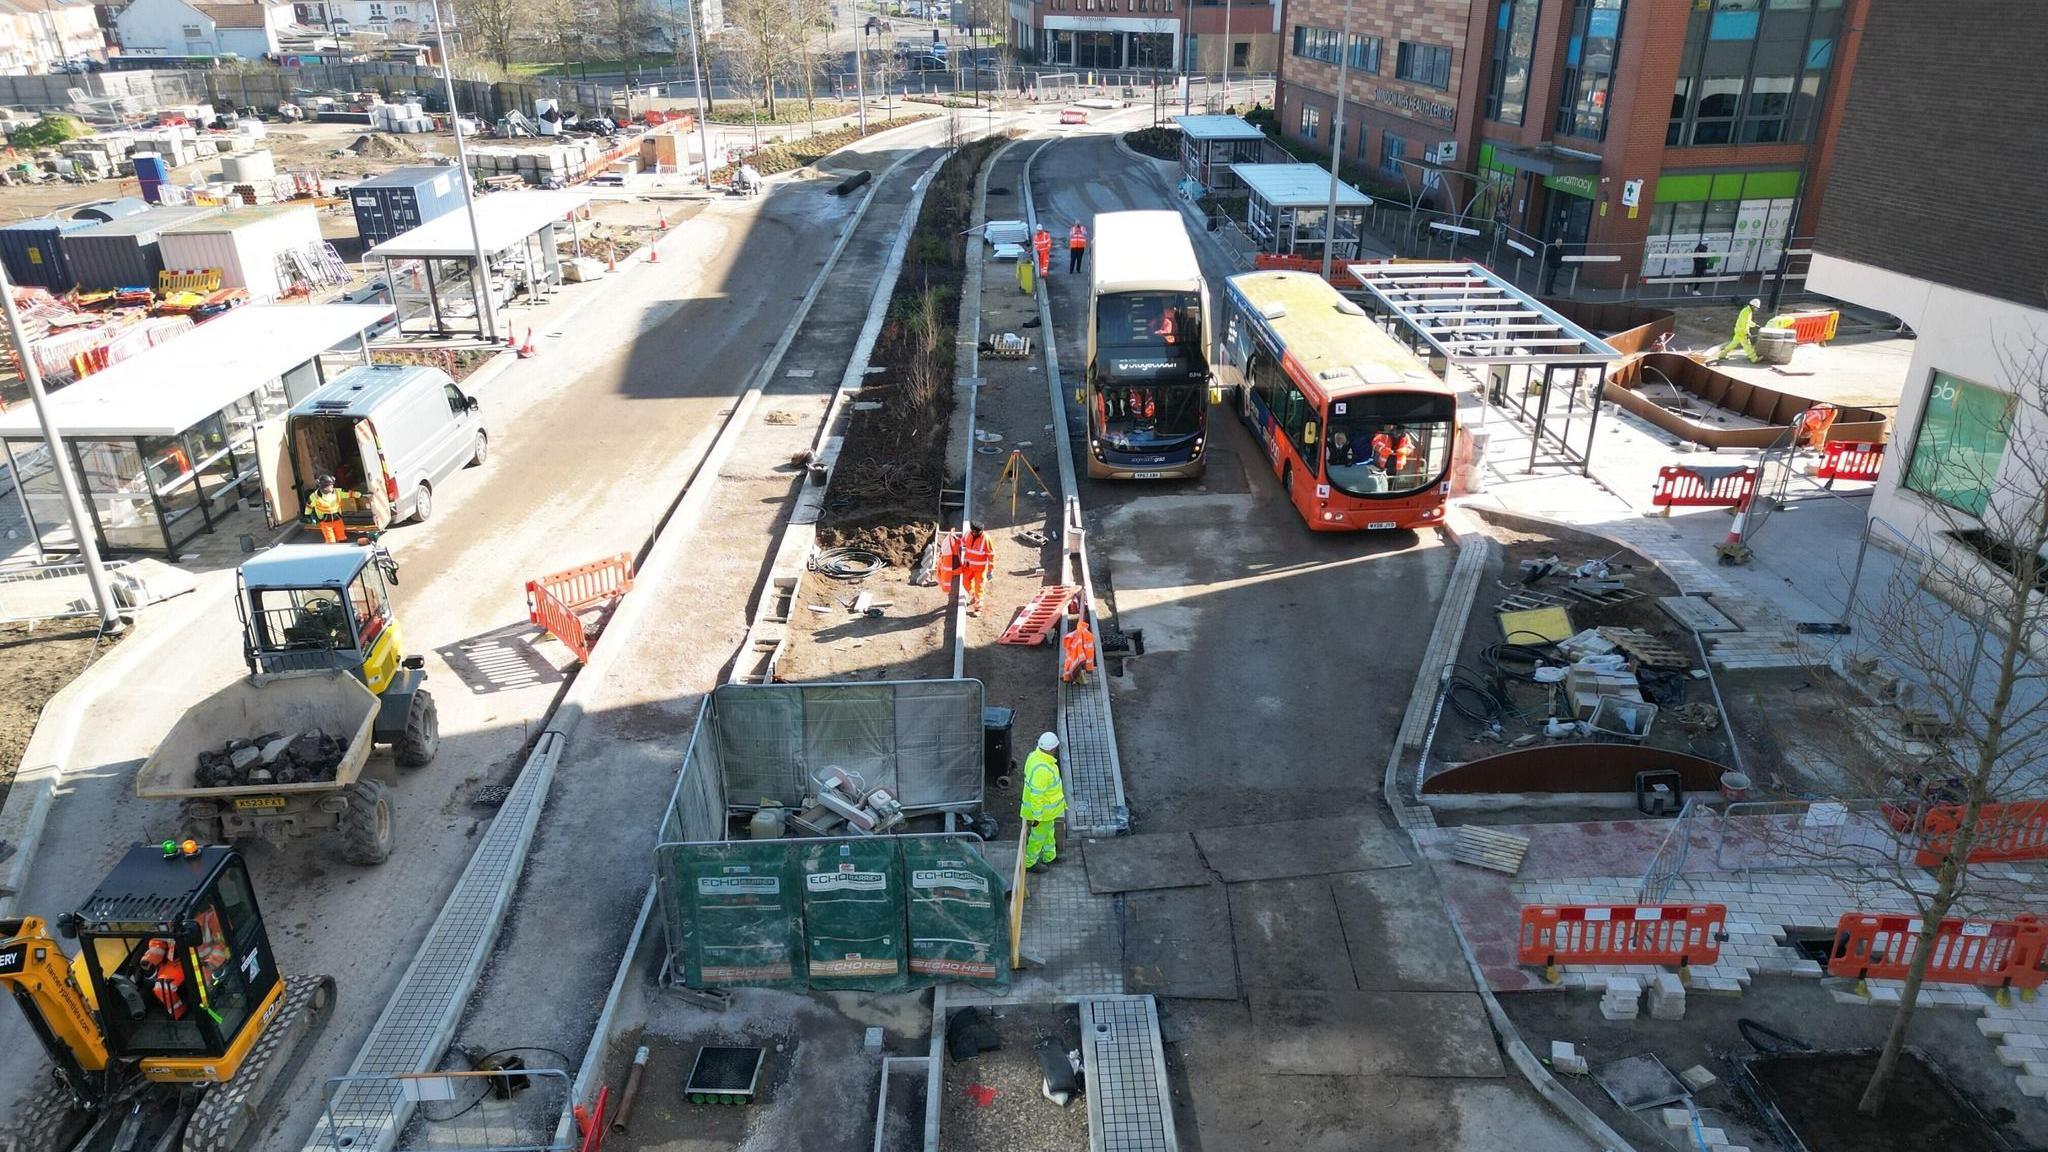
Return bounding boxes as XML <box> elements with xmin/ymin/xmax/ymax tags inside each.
<box><xmin>0</xmin><ymin>119</ymin><xmax>965</xmax><ymax>1145</ymax></box>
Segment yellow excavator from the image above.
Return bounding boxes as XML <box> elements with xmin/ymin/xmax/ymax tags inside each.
<box><xmin>0</xmin><ymin>841</ymin><xmax>333</xmax><ymax>1152</ymax></box>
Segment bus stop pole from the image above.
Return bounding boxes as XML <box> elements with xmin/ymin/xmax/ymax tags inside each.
<box><xmin>0</xmin><ymin>263</ymin><xmax>124</xmax><ymax>630</ymax></box>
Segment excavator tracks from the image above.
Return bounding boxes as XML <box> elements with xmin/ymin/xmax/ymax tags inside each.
<box><xmin>182</xmin><ymin>974</ymin><xmax>335</xmax><ymax>1152</ymax></box>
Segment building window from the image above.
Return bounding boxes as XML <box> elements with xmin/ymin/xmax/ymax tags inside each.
<box><xmin>1395</xmin><ymin>41</ymin><xmax>1451</xmax><ymax>89</ymax></box>
<box><xmin>1483</xmin><ymin>0</ymin><xmax>1539</xmax><ymax>125</ymax></box>
<box><xmin>1554</xmin><ymin>0</ymin><xmax>1623</xmax><ymax>140</ymax></box>
<box><xmin>1669</xmin><ymin>0</ymin><xmax>1842</xmax><ymax>147</ymax></box>
<box><xmin>1233</xmin><ymin>40</ymin><xmax>1250</xmax><ymax>67</ymax></box>
<box><xmin>1379</xmin><ymin>131</ymin><xmax>1407</xmax><ymax>177</ymax></box>
<box><xmin>1299</xmin><ymin>102</ymin><xmax>1320</xmax><ymax>141</ymax></box>
<box><xmin>1905</xmin><ymin>371</ymin><xmax>2013</xmax><ymax>520</ymax></box>
<box><xmin>1292</xmin><ymin>25</ymin><xmax>1341</xmax><ymax>65</ymax></box>
<box><xmin>1347</xmin><ymin>33</ymin><xmax>1380</xmax><ymax>72</ymax></box>
<box><xmin>182</xmin><ymin>22</ymin><xmax>203</xmax><ymax>36</ymax></box>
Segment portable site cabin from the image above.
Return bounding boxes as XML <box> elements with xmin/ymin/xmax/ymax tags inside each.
<box><xmin>0</xmin><ymin>304</ymin><xmax>391</xmax><ymax>559</ymax></box>
<box><xmin>63</xmin><ymin>206</ymin><xmax>227</xmax><ymax>292</ymax></box>
<box><xmin>158</xmin><ymin>204</ymin><xmax>326</xmax><ymax>303</ymax></box>
<box><xmin>1231</xmin><ymin>163</ymin><xmax>1373</xmax><ymax>261</ymax></box>
<box><xmin>1173</xmin><ymin>114</ymin><xmax>1269</xmax><ymax>193</ymax></box>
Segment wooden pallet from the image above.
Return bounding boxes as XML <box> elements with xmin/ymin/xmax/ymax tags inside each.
<box><xmin>1600</xmin><ymin>626</ymin><xmax>1692</xmax><ymax>669</ymax></box>
<box><xmin>1451</xmin><ymin>825</ymin><xmax>1530</xmax><ymax>874</ymax></box>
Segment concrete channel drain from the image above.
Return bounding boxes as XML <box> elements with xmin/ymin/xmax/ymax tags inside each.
<box><xmin>1059</xmin><ymin>674</ymin><xmax>1129</xmax><ymax>836</ymax></box>
<box><xmin>1079</xmin><ymin>996</ymin><xmax>1177</xmax><ymax>1152</ymax></box>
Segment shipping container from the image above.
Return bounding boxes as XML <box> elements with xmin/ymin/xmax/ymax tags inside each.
<box><xmin>350</xmin><ymin>165</ymin><xmax>466</xmax><ymax>249</ymax></box>
<box><xmin>158</xmin><ymin>204</ymin><xmax>325</xmax><ymax>303</ymax></box>
<box><xmin>63</xmin><ymin>206</ymin><xmax>227</xmax><ymax>291</ymax></box>
<box><xmin>0</xmin><ymin>217</ymin><xmax>96</xmax><ymax>292</ymax></box>
<box><xmin>69</xmin><ymin>197</ymin><xmax>151</xmax><ymax>223</ymax></box>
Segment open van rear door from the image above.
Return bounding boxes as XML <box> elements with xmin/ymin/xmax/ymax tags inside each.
<box><xmin>254</xmin><ymin>418</ymin><xmax>298</xmax><ymax>529</ymax></box>
<box><xmin>356</xmin><ymin>419</ymin><xmax>393</xmax><ymax>527</ymax></box>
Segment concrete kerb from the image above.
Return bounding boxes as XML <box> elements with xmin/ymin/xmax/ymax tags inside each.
<box><xmin>312</xmin><ymin>143</ymin><xmax>941</xmax><ymax>1152</ymax></box>
<box><xmin>0</xmin><ymin>581</ymin><xmax>221</xmax><ymax>920</ymax></box>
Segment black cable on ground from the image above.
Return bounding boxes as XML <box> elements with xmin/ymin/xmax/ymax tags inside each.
<box><xmin>810</xmin><ymin>547</ymin><xmax>887</xmax><ymax>581</ymax></box>
<box><xmin>1737</xmin><ymin>1018</ymin><xmax>1811</xmax><ymax>1053</ymax></box>
<box><xmin>416</xmin><ymin>1045</ymin><xmax>579</xmax><ymax>1123</ymax></box>
<box><xmin>1447</xmin><ymin>667</ymin><xmax>1505</xmax><ymax>727</ymax></box>
<box><xmin>1483</xmin><ymin>641</ymin><xmax>1558</xmax><ymax>682</ymax></box>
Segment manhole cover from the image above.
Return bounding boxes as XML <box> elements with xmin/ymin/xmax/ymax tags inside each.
<box><xmin>1592</xmin><ymin>1053</ymin><xmax>1689</xmax><ymax>1112</ymax></box>
<box><xmin>1658</xmin><ymin>595</ymin><xmax>1740</xmax><ymax>633</ymax></box>
<box><xmin>686</xmin><ymin>1045</ymin><xmax>765</xmax><ymax>1105</ymax></box>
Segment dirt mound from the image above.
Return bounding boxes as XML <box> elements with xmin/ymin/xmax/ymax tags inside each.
<box><xmin>347</xmin><ymin>133</ymin><xmax>417</xmax><ymax>159</ymax></box>
<box><xmin>818</xmin><ymin>517</ymin><xmax>934</xmax><ymax>567</ymax></box>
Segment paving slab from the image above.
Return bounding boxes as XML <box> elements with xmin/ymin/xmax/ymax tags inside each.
<box><xmin>1248</xmin><ymin>989</ymin><xmax>1505</xmax><ymax>1078</ymax></box>
<box><xmin>1230</xmin><ymin>877</ymin><xmax>1358</xmax><ymax>992</ymax></box>
<box><xmin>1083</xmin><ymin>831</ymin><xmax>1211</xmax><ymax>893</ymax></box>
<box><xmin>1333</xmin><ymin>869</ymin><xmax>1477</xmax><ymax>993</ymax></box>
<box><xmin>1123</xmin><ymin>883</ymin><xmax>1238</xmax><ymax>1000</ymax></box>
<box><xmin>1192</xmin><ymin>815</ymin><xmax>1412</xmax><ymax>883</ymax></box>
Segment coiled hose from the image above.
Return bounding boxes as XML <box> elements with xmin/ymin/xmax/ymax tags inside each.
<box><xmin>810</xmin><ymin>547</ymin><xmax>887</xmax><ymax>581</ymax></box>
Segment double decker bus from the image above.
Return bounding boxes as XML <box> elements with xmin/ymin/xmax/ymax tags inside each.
<box><xmin>1216</xmin><ymin>270</ymin><xmax>1457</xmax><ymax>531</ymax></box>
<box><xmin>1084</xmin><ymin>210</ymin><xmax>1210</xmax><ymax>480</ymax></box>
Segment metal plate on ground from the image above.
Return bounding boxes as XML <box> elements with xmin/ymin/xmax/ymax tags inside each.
<box><xmin>1193</xmin><ymin>815</ymin><xmax>1411</xmax><ymax>883</ymax></box>
<box><xmin>1247</xmin><ymin>989</ymin><xmax>1503</xmax><ymax>1078</ymax></box>
<box><xmin>1331</xmin><ymin>870</ymin><xmax>1477</xmax><ymax>993</ymax></box>
<box><xmin>1229</xmin><ymin>877</ymin><xmax>1357</xmax><ymax>991</ymax></box>
<box><xmin>1658</xmin><ymin>594</ymin><xmax>1740</xmax><ymax>634</ymax></box>
<box><xmin>1591</xmin><ymin>1053</ymin><xmax>1688</xmax><ymax>1112</ymax></box>
<box><xmin>1123</xmin><ymin>884</ymin><xmax>1237</xmax><ymax>1000</ymax></box>
<box><xmin>1083</xmin><ymin>832</ymin><xmax>1210</xmax><ymax>893</ymax></box>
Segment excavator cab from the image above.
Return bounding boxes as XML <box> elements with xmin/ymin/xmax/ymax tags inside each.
<box><xmin>0</xmin><ymin>843</ymin><xmax>333</xmax><ymax>1152</ymax></box>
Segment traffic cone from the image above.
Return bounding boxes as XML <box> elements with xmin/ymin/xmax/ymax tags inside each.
<box><xmin>505</xmin><ymin>328</ymin><xmax>518</xmax><ymax>350</ymax></box>
<box><xmin>655</xmin><ymin>209</ymin><xmax>668</xmax><ymax>232</ymax></box>
<box><xmin>1714</xmin><ymin>489</ymin><xmax>1754</xmax><ymax>564</ymax></box>
<box><xmin>647</xmin><ymin>243</ymin><xmax>660</xmax><ymax>264</ymax></box>
<box><xmin>517</xmin><ymin>328</ymin><xmax>535</xmax><ymax>358</ymax></box>
<box><xmin>606</xmin><ymin>241</ymin><xmax>617</xmax><ymax>273</ymax></box>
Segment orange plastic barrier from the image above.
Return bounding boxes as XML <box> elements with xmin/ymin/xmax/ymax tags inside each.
<box><xmin>1251</xmin><ymin>252</ymin><xmax>1352</xmax><ymax>285</ymax></box>
<box><xmin>1060</xmin><ymin>108</ymin><xmax>1089</xmax><ymax>124</ymax></box>
<box><xmin>1650</xmin><ymin>465</ymin><xmax>1757</xmax><ymax>515</ymax></box>
<box><xmin>1817</xmin><ymin>439</ymin><xmax>1884</xmax><ymax>484</ymax></box>
<box><xmin>1516</xmin><ymin>904</ymin><xmax>1725</xmax><ymax>969</ymax></box>
<box><xmin>1784</xmin><ymin>309</ymin><xmax>1840</xmax><ymax>345</ymax></box>
<box><xmin>1828</xmin><ymin>911</ymin><xmax>2048</xmax><ymax>990</ymax></box>
<box><xmin>525</xmin><ymin>552</ymin><xmax>635</xmax><ymax>663</ymax></box>
<box><xmin>1913</xmin><ymin>800</ymin><xmax>2048</xmax><ymax>867</ymax></box>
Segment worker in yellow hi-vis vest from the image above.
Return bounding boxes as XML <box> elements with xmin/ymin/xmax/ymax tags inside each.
<box><xmin>1020</xmin><ymin>731</ymin><xmax>1067</xmax><ymax>872</ymax></box>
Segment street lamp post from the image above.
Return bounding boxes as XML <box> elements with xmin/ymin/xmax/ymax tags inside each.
<box><xmin>0</xmin><ymin>264</ymin><xmax>122</xmax><ymax>630</ymax></box>
<box><xmin>429</xmin><ymin>0</ymin><xmax>499</xmax><ymax>343</ymax></box>
<box><xmin>687</xmin><ymin>0</ymin><xmax>715</xmax><ymax>182</ymax></box>
<box><xmin>1220</xmin><ymin>0</ymin><xmax>1231</xmax><ymax>106</ymax></box>
<box><xmin>855</xmin><ymin>8</ymin><xmax>869</xmax><ymax>134</ymax></box>
<box><xmin>1319</xmin><ymin>0</ymin><xmax>1351</xmax><ymax>281</ymax></box>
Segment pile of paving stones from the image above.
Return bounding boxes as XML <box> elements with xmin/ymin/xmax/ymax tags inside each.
<box><xmin>194</xmin><ymin>730</ymin><xmax>346</xmax><ymax>788</ymax></box>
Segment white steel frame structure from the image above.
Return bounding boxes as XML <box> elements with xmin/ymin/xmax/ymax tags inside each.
<box><xmin>1346</xmin><ymin>261</ymin><xmax>1621</xmax><ymax>474</ymax></box>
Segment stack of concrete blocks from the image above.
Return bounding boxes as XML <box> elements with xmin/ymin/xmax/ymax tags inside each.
<box><xmin>1599</xmin><ymin>976</ymin><xmax>1641</xmax><ymax>1021</ymax></box>
<box><xmin>468</xmin><ymin>139</ymin><xmax>607</xmax><ymax>187</ymax></box>
<box><xmin>1648</xmin><ymin>971</ymin><xmax>1687</xmax><ymax>1020</ymax></box>
<box><xmin>370</xmin><ymin>102</ymin><xmax>435</xmax><ymax>134</ymax></box>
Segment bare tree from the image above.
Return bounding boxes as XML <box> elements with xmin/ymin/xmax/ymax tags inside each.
<box><xmin>720</xmin><ymin>0</ymin><xmax>801</xmax><ymax>118</ymax></box>
<box><xmin>529</xmin><ymin>0</ymin><xmax>597</xmax><ymax>80</ymax></box>
<box><xmin>603</xmin><ymin>0</ymin><xmax>651</xmax><ymax>68</ymax></box>
<box><xmin>1778</xmin><ymin>331</ymin><xmax>2048</xmax><ymax>1113</ymax></box>
<box><xmin>452</xmin><ymin>0</ymin><xmax>517</xmax><ymax>69</ymax></box>
<box><xmin>784</xmin><ymin>0</ymin><xmax>835</xmax><ymax>132</ymax></box>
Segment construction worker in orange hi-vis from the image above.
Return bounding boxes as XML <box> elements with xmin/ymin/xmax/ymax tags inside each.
<box><xmin>936</xmin><ymin>528</ymin><xmax>964</xmax><ymax>596</ymax></box>
<box><xmin>1153</xmin><ymin>304</ymin><xmax>1178</xmax><ymax>344</ymax></box>
<box><xmin>1371</xmin><ymin>425</ymin><xmax>1417</xmax><ymax>474</ymax></box>
<box><xmin>958</xmin><ymin>522</ymin><xmax>993</xmax><ymax>616</ymax></box>
<box><xmin>304</xmin><ymin>475</ymin><xmax>361</xmax><ymax>543</ymax></box>
<box><xmin>1062</xmin><ymin>615</ymin><xmax>1097</xmax><ymax>683</ymax></box>
<box><xmin>1033</xmin><ymin>227</ymin><xmax>1053</xmax><ymax>277</ymax></box>
<box><xmin>1068</xmin><ymin>220</ymin><xmax>1089</xmax><ymax>273</ymax></box>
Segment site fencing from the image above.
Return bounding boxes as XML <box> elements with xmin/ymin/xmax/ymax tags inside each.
<box><xmin>1829</xmin><ymin>912</ymin><xmax>2048</xmax><ymax>991</ymax></box>
<box><xmin>1517</xmin><ymin>903</ymin><xmax>1726</xmax><ymax>971</ymax></box>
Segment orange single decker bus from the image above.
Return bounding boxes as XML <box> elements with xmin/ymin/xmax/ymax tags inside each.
<box><xmin>1216</xmin><ymin>270</ymin><xmax>1456</xmax><ymax>531</ymax></box>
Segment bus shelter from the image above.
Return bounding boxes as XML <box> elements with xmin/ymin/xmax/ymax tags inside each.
<box><xmin>1348</xmin><ymin>261</ymin><xmax>1619</xmax><ymax>474</ymax></box>
<box><xmin>0</xmin><ymin>304</ymin><xmax>392</xmax><ymax>559</ymax></box>
<box><xmin>1172</xmin><ymin>114</ymin><xmax>1268</xmax><ymax>192</ymax></box>
<box><xmin>1232</xmin><ymin>164</ymin><xmax>1372</xmax><ymax>260</ymax></box>
<box><xmin>368</xmin><ymin>189</ymin><xmax>589</xmax><ymax>339</ymax></box>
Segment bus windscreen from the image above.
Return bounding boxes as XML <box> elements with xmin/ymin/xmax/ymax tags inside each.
<box><xmin>1093</xmin><ymin>291</ymin><xmax>1205</xmax><ymax>448</ymax></box>
<box><xmin>1322</xmin><ymin>392</ymin><xmax>1456</xmax><ymax>497</ymax></box>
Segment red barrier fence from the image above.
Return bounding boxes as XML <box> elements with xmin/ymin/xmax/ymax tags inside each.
<box><xmin>1828</xmin><ymin>912</ymin><xmax>2048</xmax><ymax>990</ymax></box>
<box><xmin>1914</xmin><ymin>799</ymin><xmax>2048</xmax><ymax>867</ymax></box>
<box><xmin>1817</xmin><ymin>440</ymin><xmax>1885</xmax><ymax>485</ymax></box>
<box><xmin>1650</xmin><ymin>466</ymin><xmax>1757</xmax><ymax>516</ymax></box>
<box><xmin>1782</xmin><ymin>310</ymin><xmax>1840</xmax><ymax>345</ymax></box>
<box><xmin>526</xmin><ymin>552</ymin><xmax>636</xmax><ymax>664</ymax></box>
<box><xmin>1517</xmin><ymin>904</ymin><xmax>1725</xmax><ymax>969</ymax></box>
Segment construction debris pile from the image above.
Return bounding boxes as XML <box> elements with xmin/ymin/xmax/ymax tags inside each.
<box><xmin>194</xmin><ymin>729</ymin><xmax>346</xmax><ymax>788</ymax></box>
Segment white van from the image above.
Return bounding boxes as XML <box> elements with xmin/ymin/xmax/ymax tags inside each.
<box><xmin>256</xmin><ymin>363</ymin><xmax>487</xmax><ymax>533</ymax></box>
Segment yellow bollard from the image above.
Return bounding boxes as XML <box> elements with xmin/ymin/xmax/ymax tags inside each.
<box><xmin>1017</xmin><ymin>258</ymin><xmax>1034</xmax><ymax>295</ymax></box>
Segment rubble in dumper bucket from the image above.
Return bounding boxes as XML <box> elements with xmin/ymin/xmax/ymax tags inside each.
<box><xmin>195</xmin><ymin>729</ymin><xmax>345</xmax><ymax>788</ymax></box>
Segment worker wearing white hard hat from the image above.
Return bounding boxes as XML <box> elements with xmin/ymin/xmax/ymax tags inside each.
<box><xmin>1020</xmin><ymin>732</ymin><xmax>1066</xmax><ymax>872</ymax></box>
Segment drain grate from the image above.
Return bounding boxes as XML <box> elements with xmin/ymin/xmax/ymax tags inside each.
<box><xmin>686</xmin><ymin>1046</ymin><xmax>765</xmax><ymax>1105</ymax></box>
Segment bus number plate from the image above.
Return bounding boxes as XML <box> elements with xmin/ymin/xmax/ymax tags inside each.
<box><xmin>1132</xmin><ymin>472</ymin><xmax>1165</xmax><ymax>480</ymax></box>
<box><xmin>234</xmin><ymin>796</ymin><xmax>288</xmax><ymax>811</ymax></box>
<box><xmin>1366</xmin><ymin>521</ymin><xmax>1398</xmax><ymax>531</ymax></box>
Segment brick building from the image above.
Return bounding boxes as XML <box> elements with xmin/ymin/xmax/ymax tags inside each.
<box><xmin>1005</xmin><ymin>0</ymin><xmax>1277</xmax><ymax>76</ymax></box>
<box><xmin>1275</xmin><ymin>0</ymin><xmax>1868</xmax><ymax>286</ymax></box>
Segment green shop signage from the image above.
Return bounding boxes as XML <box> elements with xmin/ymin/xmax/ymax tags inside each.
<box><xmin>1544</xmin><ymin>173</ymin><xmax>1598</xmax><ymax>199</ymax></box>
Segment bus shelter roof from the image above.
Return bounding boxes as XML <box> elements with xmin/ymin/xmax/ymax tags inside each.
<box><xmin>1172</xmin><ymin>114</ymin><xmax>1266</xmax><ymax>142</ymax></box>
<box><xmin>367</xmin><ymin>189</ymin><xmax>591</xmax><ymax>260</ymax></box>
<box><xmin>1345</xmin><ymin>261</ymin><xmax>1620</xmax><ymax>366</ymax></box>
<box><xmin>1231</xmin><ymin>163</ymin><xmax>1374</xmax><ymax>210</ymax></box>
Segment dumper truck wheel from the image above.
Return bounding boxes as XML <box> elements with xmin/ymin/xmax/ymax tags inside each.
<box><xmin>395</xmin><ymin>690</ymin><xmax>439</xmax><ymax>768</ymax></box>
<box><xmin>339</xmin><ymin>779</ymin><xmax>394</xmax><ymax>865</ymax></box>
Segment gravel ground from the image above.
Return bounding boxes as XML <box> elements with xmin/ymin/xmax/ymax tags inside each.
<box><xmin>0</xmin><ymin>621</ymin><xmax>111</xmax><ymax>812</ymax></box>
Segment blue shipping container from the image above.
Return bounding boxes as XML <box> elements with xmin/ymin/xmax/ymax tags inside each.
<box><xmin>351</xmin><ymin>165</ymin><xmax>466</xmax><ymax>249</ymax></box>
<box><xmin>0</xmin><ymin>217</ymin><xmax>96</xmax><ymax>292</ymax></box>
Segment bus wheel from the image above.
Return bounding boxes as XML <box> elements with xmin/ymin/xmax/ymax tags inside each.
<box><xmin>1281</xmin><ymin>462</ymin><xmax>1292</xmax><ymax>495</ymax></box>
